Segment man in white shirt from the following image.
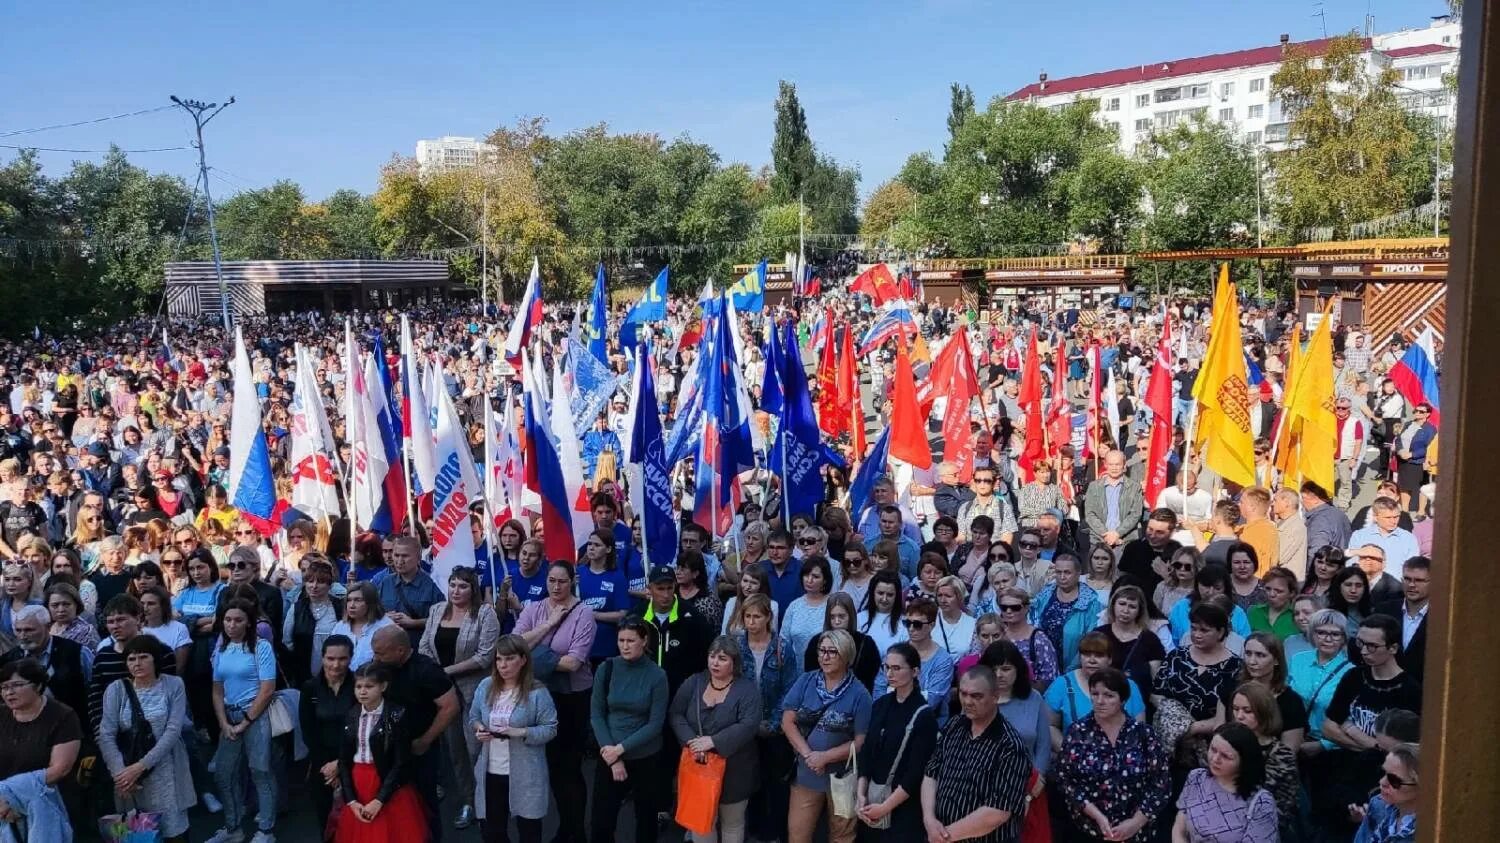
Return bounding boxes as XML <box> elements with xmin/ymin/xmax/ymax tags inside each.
<box><xmin>1155</xmin><ymin>468</ymin><xmax>1213</xmax><ymax>546</ymax></box>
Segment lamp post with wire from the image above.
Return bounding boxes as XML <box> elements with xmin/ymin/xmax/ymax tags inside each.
<box><xmin>170</xmin><ymin>95</ymin><xmax>235</xmax><ymax>331</ymax></box>
<box><xmin>1393</xmin><ymin>83</ymin><xmax>1447</xmax><ymax>237</ymax></box>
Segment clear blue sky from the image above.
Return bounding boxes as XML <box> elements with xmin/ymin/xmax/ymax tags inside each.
<box><xmin>4</xmin><ymin>0</ymin><xmax>1447</xmax><ymax>205</ymax></box>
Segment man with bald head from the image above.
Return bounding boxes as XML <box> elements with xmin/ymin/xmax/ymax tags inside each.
<box><xmin>372</xmin><ymin>624</ymin><xmax>458</xmax><ymax>840</ymax></box>
<box><xmin>376</xmin><ymin>535</ymin><xmax>442</xmax><ymax>648</ymax></box>
<box><xmin>1083</xmin><ymin>449</ymin><xmax>1144</xmax><ymax>553</ymax></box>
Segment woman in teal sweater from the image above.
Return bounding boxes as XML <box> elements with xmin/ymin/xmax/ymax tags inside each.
<box><xmin>590</xmin><ymin>617</ymin><xmax>670</xmax><ymax>843</ymax></box>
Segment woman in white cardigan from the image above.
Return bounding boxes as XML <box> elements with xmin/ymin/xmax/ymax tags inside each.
<box><xmin>467</xmin><ymin>633</ymin><xmax>559</xmax><ymax>843</ymax></box>
<box><xmin>418</xmin><ymin>567</ymin><xmax>500</xmax><ymax>830</ymax></box>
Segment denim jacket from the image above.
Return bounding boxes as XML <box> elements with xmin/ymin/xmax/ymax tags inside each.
<box><xmin>1028</xmin><ymin>583</ymin><xmax>1102</xmax><ymax>670</ymax></box>
<box><xmin>735</xmin><ymin>631</ymin><xmax>799</xmax><ymax>733</ymax></box>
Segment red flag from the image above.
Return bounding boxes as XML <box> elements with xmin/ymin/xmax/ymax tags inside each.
<box><xmin>1084</xmin><ymin>343</ymin><xmax>1103</xmax><ymax>460</ymax></box>
<box><xmin>889</xmin><ymin>337</ymin><xmax>932</xmax><ymax>469</ymax></box>
<box><xmin>1047</xmin><ymin>335</ymin><xmax>1072</xmax><ymax>460</ymax></box>
<box><xmin>850</xmin><ymin>263</ymin><xmax>899</xmax><ymax>305</ymax></box>
<box><xmin>938</xmin><ymin>328</ymin><xmax>981</xmax><ymax>483</ymax></box>
<box><xmin>1144</xmin><ymin>315</ymin><xmax>1177</xmax><ymax>506</ymax></box>
<box><xmin>839</xmin><ymin>323</ymin><xmax>866</xmax><ymax>458</ymax></box>
<box><xmin>897</xmin><ymin>270</ymin><xmax>916</xmax><ymax>300</ymax></box>
<box><xmin>1017</xmin><ymin>327</ymin><xmax>1047</xmax><ymax>481</ymax></box>
<box><xmin>916</xmin><ymin>329</ymin><xmax>967</xmax><ymax>418</ymax></box>
<box><xmin>816</xmin><ymin>309</ymin><xmax>845</xmax><ymax>438</ymax></box>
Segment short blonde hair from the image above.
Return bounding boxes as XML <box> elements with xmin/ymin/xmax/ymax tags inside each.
<box><xmin>816</xmin><ymin>628</ymin><xmax>856</xmax><ymax>669</ymax></box>
<box><xmin>935</xmin><ymin>575</ymin><xmax>970</xmax><ymax>604</ymax></box>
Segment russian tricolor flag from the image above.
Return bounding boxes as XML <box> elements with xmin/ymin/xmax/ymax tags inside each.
<box><xmin>503</xmin><ymin>257</ymin><xmax>545</xmax><ymax>362</ymax></box>
<box><xmin>226</xmin><ymin>327</ymin><xmax>276</xmax><ymax>535</ymax></box>
<box><xmin>520</xmin><ymin>351</ymin><xmax>577</xmax><ymax>563</ymax></box>
<box><xmin>1390</xmin><ymin>327</ymin><xmax>1441</xmax><ymax>427</ymax></box>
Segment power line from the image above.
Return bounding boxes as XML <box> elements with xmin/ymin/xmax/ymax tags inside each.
<box><xmin>0</xmin><ymin>105</ymin><xmax>177</xmax><ymax>138</ymax></box>
<box><xmin>0</xmin><ymin>143</ymin><xmax>189</xmax><ymax>153</ymax></box>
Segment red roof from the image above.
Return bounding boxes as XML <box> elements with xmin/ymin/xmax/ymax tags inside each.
<box><xmin>1382</xmin><ymin>43</ymin><xmax>1456</xmax><ymax>59</ymax></box>
<box><xmin>1004</xmin><ymin>36</ymin><xmax>1368</xmax><ymax>101</ymax></box>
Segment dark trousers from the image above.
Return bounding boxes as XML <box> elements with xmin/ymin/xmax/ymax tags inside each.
<box><xmin>547</xmin><ymin>689</ymin><xmax>591</xmax><ymax>843</ymax></box>
<box><xmin>748</xmin><ymin>734</ymin><xmax>792</xmax><ymax>843</ymax></box>
<box><xmin>414</xmin><ymin>742</ymin><xmax>445</xmax><ymax>843</ymax></box>
<box><xmin>590</xmin><ymin>756</ymin><xmax>665</xmax><ymax>843</ymax></box>
<box><xmin>481</xmin><ymin>773</ymin><xmax>543</xmax><ymax>843</ymax></box>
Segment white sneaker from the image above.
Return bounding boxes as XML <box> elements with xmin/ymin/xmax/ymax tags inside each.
<box><xmin>249</xmin><ymin>832</ymin><xmax>276</xmax><ymax>843</ymax></box>
<box><xmin>201</xmin><ymin>792</ymin><xmax>223</xmax><ymax>814</ymax></box>
<box><xmin>204</xmin><ymin>830</ymin><xmax>244</xmax><ymax>843</ymax></box>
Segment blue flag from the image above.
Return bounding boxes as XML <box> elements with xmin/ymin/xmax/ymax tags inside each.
<box><xmin>568</xmin><ymin>338</ymin><xmax>624</xmax><ymax>433</ymax></box>
<box><xmin>621</xmin><ymin>266</ymin><xmax>669</xmax><ymax>347</ymax></box>
<box><xmin>760</xmin><ymin>326</ymin><xmax>784</xmax><ymax>419</ymax></box>
<box><xmin>729</xmin><ymin>260</ymin><xmax>766</xmax><ymax>313</ymax></box>
<box><xmin>848</xmin><ymin>425</ymin><xmax>892</xmax><ymax>526</ymax></box>
<box><xmin>588</xmin><ymin>264</ymin><xmax>609</xmax><ymax>366</ymax></box>
<box><xmin>630</xmin><ymin>340</ymin><xmax>677</xmax><ymax>567</ymax></box>
<box><xmin>769</xmin><ymin>322</ymin><xmax>825</xmax><ymax>523</ymax></box>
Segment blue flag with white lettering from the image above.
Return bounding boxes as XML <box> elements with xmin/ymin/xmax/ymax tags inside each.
<box><xmin>769</xmin><ymin>322</ymin><xmax>824</xmax><ymax>523</ymax></box>
<box><xmin>630</xmin><ymin>339</ymin><xmax>677</xmax><ymax>567</ymax></box>
<box><xmin>588</xmin><ymin>263</ymin><xmax>609</xmax><ymax>366</ymax></box>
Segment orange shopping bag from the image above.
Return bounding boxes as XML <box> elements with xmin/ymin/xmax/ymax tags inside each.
<box><xmin>674</xmin><ymin>746</ymin><xmax>727</xmax><ymax>836</ymax></box>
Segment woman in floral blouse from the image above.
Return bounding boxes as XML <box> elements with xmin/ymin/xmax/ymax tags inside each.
<box><xmin>1056</xmin><ymin>667</ymin><xmax>1170</xmax><ymax>841</ymax></box>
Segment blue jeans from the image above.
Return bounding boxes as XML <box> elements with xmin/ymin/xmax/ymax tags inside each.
<box><xmin>214</xmin><ymin>706</ymin><xmax>276</xmax><ymax>833</ymax></box>
<box><xmin>1173</xmin><ymin>397</ymin><xmax>1194</xmax><ymax>428</ymax></box>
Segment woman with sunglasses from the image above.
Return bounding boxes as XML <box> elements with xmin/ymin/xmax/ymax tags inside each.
<box><xmin>150</xmin><ymin>469</ymin><xmax>191</xmax><ymax>523</ymax></box>
<box><xmin>858</xmin><ymin>570</ymin><xmax>907</xmax><ymax>657</ymax></box>
<box><xmin>1302</xmin><ymin>546</ymin><xmax>1346</xmax><ymax>598</ymax></box>
<box><xmin>993</xmin><ymin>587</ymin><xmax>1059</xmax><ymax>689</ymax></box>
<box><xmin>157</xmin><ymin>549</ymin><xmax>189</xmax><ymax>597</ymax></box>
<box><xmin>1393</xmin><ymin>403</ymin><xmax>1436</xmax><ymax>513</ymax></box>
<box><xmin>67</xmin><ymin>507</ymin><xmax>108</xmax><ymax>570</ymax></box>
<box><xmin>836</xmin><ymin>540</ymin><xmax>874</xmax><ymax>613</ymax></box>
<box><xmin>1012</xmin><ymin>528</ymin><xmax>1054</xmax><ymax>597</ymax></box>
<box><xmin>1351</xmin><ymin>744</ymin><xmax>1420</xmax><ymax>843</ymax></box>
<box><xmin>968</xmin><ymin>559</ymin><xmax>1017</xmax><ymax>617</ymax></box>
<box><xmin>1154</xmin><ymin>546</ymin><xmax>1200</xmax><ymax>617</ymax></box>
<box><xmin>872</xmin><ymin>599</ymin><xmax>953</xmax><ymax>725</ymax></box>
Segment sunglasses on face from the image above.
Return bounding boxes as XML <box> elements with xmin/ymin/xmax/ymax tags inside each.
<box><xmin>1173</xmin><ymin>562</ymin><xmax>1195</xmax><ymax>571</ymax></box>
<box><xmin>1019</xmin><ymin>542</ymin><xmax>1039</xmax><ymax>550</ymax></box>
<box><xmin>229</xmin><ymin>562</ymin><xmax>253</xmax><ymax>571</ymax></box>
<box><xmin>797</xmin><ymin>538</ymin><xmax>817</xmax><ymax>546</ymax></box>
<box><xmin>901</xmin><ymin>619</ymin><xmax>930</xmax><ymax>629</ymax></box>
<box><xmin>999</xmin><ymin>603</ymin><xmax>1025</xmax><ymax>612</ymax></box>
<box><xmin>1384</xmin><ymin>772</ymin><xmax>1417</xmax><ymax>789</ymax></box>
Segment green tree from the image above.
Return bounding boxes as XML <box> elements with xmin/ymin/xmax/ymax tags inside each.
<box><xmin>770</xmin><ymin>80</ymin><xmax>815</xmax><ymax>205</ymax></box>
<box><xmin>215</xmin><ymin>180</ymin><xmax>331</xmax><ymax>259</ymax></box>
<box><xmin>318</xmin><ymin>189</ymin><xmax>379</xmax><ymax>257</ymax></box>
<box><xmin>860</xmin><ymin>179</ymin><xmax>918</xmax><ymax>242</ymax></box>
<box><xmin>1268</xmin><ymin>33</ymin><xmax>1428</xmax><ymax>238</ymax></box>
<box><xmin>1139</xmin><ymin>117</ymin><xmax>1258</xmax><ymax>252</ymax></box>
<box><xmin>677</xmin><ymin>164</ymin><xmax>759</xmax><ymax>283</ymax></box>
<box><xmin>945</xmin><ymin>83</ymin><xmax>976</xmax><ymax>157</ymax></box>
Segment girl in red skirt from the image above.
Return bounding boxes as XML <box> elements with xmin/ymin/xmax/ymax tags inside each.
<box><xmin>335</xmin><ymin>663</ymin><xmax>429</xmax><ymax>843</ymax></box>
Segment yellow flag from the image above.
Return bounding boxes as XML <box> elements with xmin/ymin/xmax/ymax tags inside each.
<box><xmin>1192</xmin><ymin>266</ymin><xmax>1256</xmax><ymax>487</ymax></box>
<box><xmin>1286</xmin><ymin>299</ymin><xmax>1338</xmax><ymax>494</ymax></box>
<box><xmin>1273</xmin><ymin>324</ymin><xmax>1303</xmax><ymax>487</ymax></box>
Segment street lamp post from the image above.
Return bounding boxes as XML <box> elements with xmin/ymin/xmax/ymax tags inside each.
<box><xmin>1394</xmin><ymin>83</ymin><xmax>1447</xmax><ymax>237</ymax></box>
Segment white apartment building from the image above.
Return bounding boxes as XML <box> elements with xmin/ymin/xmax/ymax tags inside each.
<box><xmin>1005</xmin><ymin>16</ymin><xmax>1460</xmax><ymax>154</ymax></box>
<box><xmin>414</xmin><ymin>135</ymin><xmax>497</xmax><ymax>174</ymax></box>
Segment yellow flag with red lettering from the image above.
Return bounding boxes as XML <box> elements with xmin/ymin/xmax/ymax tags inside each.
<box><xmin>1191</xmin><ymin>266</ymin><xmax>1256</xmax><ymax>488</ymax></box>
<box><xmin>1285</xmin><ymin>299</ymin><xmax>1338</xmax><ymax>494</ymax></box>
<box><xmin>1273</xmin><ymin>324</ymin><xmax>1303</xmax><ymax>487</ymax></box>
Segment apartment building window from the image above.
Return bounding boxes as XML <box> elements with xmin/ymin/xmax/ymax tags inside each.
<box><xmin>1104</xmin><ymin>97</ymin><xmax>1120</xmax><ymax>112</ymax></box>
<box><xmin>1134</xmin><ymin>118</ymin><xmax>1152</xmax><ymax>131</ymax></box>
<box><xmin>1156</xmin><ymin>107</ymin><xmax>1209</xmax><ymax>128</ymax></box>
<box><xmin>1220</xmin><ymin>81</ymin><xmax>1235</xmax><ymax>98</ymax></box>
<box><xmin>1249</xmin><ymin>77</ymin><xmax>1266</xmax><ymax>93</ymax></box>
<box><xmin>1188</xmin><ymin>84</ymin><xmax>1209</xmax><ymax>98</ymax></box>
<box><xmin>1154</xmin><ymin>87</ymin><xmax>1181</xmax><ymax>103</ymax></box>
<box><xmin>1402</xmin><ymin>64</ymin><xmax>1444</xmax><ymax>81</ymax></box>
<box><xmin>1135</xmin><ymin>93</ymin><xmax>1151</xmax><ymax>108</ymax></box>
<box><xmin>1219</xmin><ymin>107</ymin><xmax>1234</xmax><ymax>121</ymax></box>
<box><xmin>1248</xmin><ymin>104</ymin><xmax>1265</xmax><ymax>119</ymax></box>
<box><xmin>1245</xmin><ymin>130</ymin><xmax>1263</xmax><ymax>144</ymax></box>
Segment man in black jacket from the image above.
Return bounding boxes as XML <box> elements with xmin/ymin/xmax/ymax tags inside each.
<box><xmin>630</xmin><ymin>561</ymin><xmax>712</xmax><ymax>699</ymax></box>
<box><xmin>3</xmin><ymin>604</ymin><xmax>90</xmax><ymax>718</ymax></box>
<box><xmin>1375</xmin><ymin>555</ymin><xmax>1430</xmax><ymax>684</ymax></box>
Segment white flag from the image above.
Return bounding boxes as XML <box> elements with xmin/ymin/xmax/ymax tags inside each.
<box><xmin>345</xmin><ymin>322</ymin><xmax>389</xmax><ymax>531</ymax></box>
<box><xmin>549</xmin><ymin>358</ymin><xmax>595</xmax><ymax>551</ymax></box>
<box><xmin>290</xmin><ymin>345</ymin><xmax>342</xmax><ymax>522</ymax></box>
<box><xmin>429</xmin><ymin>362</ymin><xmax>481</xmax><ymax>585</ymax></box>
<box><xmin>402</xmin><ymin>316</ymin><xmax>438</xmax><ymax>496</ymax></box>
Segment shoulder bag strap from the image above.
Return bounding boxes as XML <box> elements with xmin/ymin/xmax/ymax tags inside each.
<box><xmin>1064</xmin><ymin>673</ymin><xmax>1081</xmax><ymax>722</ymax></box>
<box><xmin>882</xmin><ymin>704</ymin><xmax>931</xmax><ymax>788</ymax></box>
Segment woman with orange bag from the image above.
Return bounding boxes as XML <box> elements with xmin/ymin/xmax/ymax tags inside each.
<box><xmin>668</xmin><ymin>635</ymin><xmax>762</xmax><ymax>843</ymax></box>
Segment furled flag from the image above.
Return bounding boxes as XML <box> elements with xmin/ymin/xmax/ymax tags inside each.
<box><xmin>888</xmin><ymin>336</ymin><xmax>932</xmax><ymax>470</ymax></box>
<box><xmin>730</xmin><ymin>260</ymin><xmax>766</xmax><ymax>313</ymax></box>
<box><xmin>226</xmin><ymin>326</ymin><xmax>275</xmax><ymax>534</ymax></box>
<box><xmin>695</xmin><ymin>294</ymin><xmax>757</xmax><ymax>535</ymax></box>
<box><xmin>1017</xmin><ymin>327</ymin><xmax>1047</xmax><ymax>481</ymax></box>
<box><xmin>808</xmin><ymin>309</ymin><xmax>834</xmax><ymax>356</ymax></box>
<box><xmin>1191</xmin><ymin>265</ymin><xmax>1256</xmax><ymax>488</ymax></box>
<box><xmin>401</xmin><ymin>316</ymin><xmax>437</xmax><ymax>497</ymax></box>
<box><xmin>520</xmin><ymin>351</ymin><xmax>576</xmax><ymax>563</ymax></box>
<box><xmin>815</xmin><ymin>311</ymin><xmax>845</xmax><ymax>439</ymax></box>
<box><xmin>1143</xmin><ymin>314</ymin><xmax>1176</xmax><ymax>506</ymax></box>
<box><xmin>160</xmin><ymin>328</ymin><xmax>181</xmax><ymax>373</ymax></box>
<box><xmin>1046</xmin><ymin>335</ymin><xmax>1072</xmax><ymax>461</ymax></box>
<box><xmin>759</xmin><ymin>319</ymin><xmax>785</xmax><ymax>419</ymax></box>
<box><xmin>1390</xmin><ymin>326</ymin><xmax>1441</xmax><ymax>427</ymax></box>
<box><xmin>502</xmin><ymin>257</ymin><xmax>544</xmax><ymax>361</ymax></box>
<box><xmin>837</xmin><ymin>322</ymin><xmax>865</xmax><ymax>458</ymax></box>
<box><xmin>622</xmin><ymin>266</ymin><xmax>670</xmax><ymax>348</ymax></box>
<box><xmin>551</xmin><ymin>358</ymin><xmax>597</xmax><ymax>551</ymax></box>
<box><xmin>289</xmin><ymin>345</ymin><xmax>341</xmax><ymax>522</ymax></box>
<box><xmin>936</xmin><ymin>327</ymin><xmax>981</xmax><ymax>481</ymax></box>
<box><xmin>587</xmin><ymin>263</ymin><xmax>609</xmax><ymax>366</ymax></box>
<box><xmin>345</xmin><ymin>322</ymin><xmax>388</xmax><ymax>531</ymax></box>
<box><xmin>850</xmin><ymin>263</ymin><xmax>899</xmax><ymax>305</ymax></box>
<box><xmin>485</xmin><ymin>393</ymin><xmax>523</xmax><ymax>525</ymax></box>
<box><xmin>428</xmin><ymin>367</ymin><xmax>481</xmax><ymax>585</ymax></box>
<box><xmin>1283</xmin><ymin>298</ymin><xmax>1338</xmax><ymax>494</ymax></box>
<box><xmin>1084</xmin><ymin>344</ymin><xmax>1104</xmax><ymax>459</ymax></box>
<box><xmin>848</xmin><ymin>426</ymin><xmax>892</xmax><ymax>526</ymax></box>
<box><xmin>1272</xmin><ymin>324</ymin><xmax>1304</xmax><ymax>486</ymax></box>
<box><xmin>770</xmin><ymin>321</ymin><xmax>826</xmax><ymax>524</ymax></box>
<box><xmin>368</xmin><ymin>334</ymin><xmax>407</xmax><ymax>535</ymax></box>
<box><xmin>1104</xmin><ymin>364</ymin><xmax>1122</xmax><ymax>458</ymax></box>
<box><xmin>629</xmin><ymin>338</ymin><xmax>677</xmax><ymax>569</ymax></box>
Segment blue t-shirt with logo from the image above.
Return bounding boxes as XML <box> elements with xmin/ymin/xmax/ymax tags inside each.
<box><xmin>505</xmin><ymin>561</ymin><xmax>549</xmax><ymax>606</ymax></box>
<box><xmin>578</xmin><ymin>564</ymin><xmax>630</xmax><ymax>659</ymax></box>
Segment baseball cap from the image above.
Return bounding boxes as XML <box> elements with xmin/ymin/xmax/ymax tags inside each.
<box><xmin>648</xmin><ymin>564</ymin><xmax>676</xmax><ymax>585</ymax></box>
<box><xmin>86</xmin><ymin>442</ymin><xmax>110</xmax><ymax>458</ymax></box>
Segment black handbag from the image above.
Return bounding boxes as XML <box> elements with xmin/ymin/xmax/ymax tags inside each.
<box><xmin>115</xmin><ymin>679</ymin><xmax>156</xmax><ymax>767</ymax></box>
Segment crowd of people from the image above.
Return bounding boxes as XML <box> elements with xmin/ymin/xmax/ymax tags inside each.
<box><xmin>0</xmin><ymin>284</ymin><xmax>1435</xmax><ymax>843</ymax></box>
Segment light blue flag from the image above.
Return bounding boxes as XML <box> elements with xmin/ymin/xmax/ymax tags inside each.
<box><xmin>588</xmin><ymin>263</ymin><xmax>609</xmax><ymax>366</ymax></box>
<box><xmin>730</xmin><ymin>260</ymin><xmax>766</xmax><ymax>313</ymax></box>
<box><xmin>621</xmin><ymin>266</ymin><xmax>669</xmax><ymax>347</ymax></box>
<box><xmin>568</xmin><ymin>339</ymin><xmax>624</xmax><ymax>433</ymax></box>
